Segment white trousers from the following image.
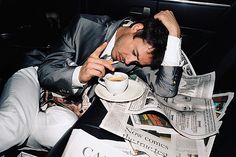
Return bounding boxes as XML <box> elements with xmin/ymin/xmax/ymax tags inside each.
<box><xmin>0</xmin><ymin>66</ymin><xmax>78</xmax><ymax>153</ymax></box>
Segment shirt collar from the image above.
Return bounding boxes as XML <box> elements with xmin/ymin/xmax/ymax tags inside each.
<box><xmin>101</xmin><ymin>31</ymin><xmax>117</xmax><ymax>59</ymax></box>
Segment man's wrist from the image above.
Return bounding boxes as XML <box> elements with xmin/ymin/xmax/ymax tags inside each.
<box><xmin>169</xmin><ymin>27</ymin><xmax>181</xmax><ymax>38</ymax></box>
<box><xmin>72</xmin><ymin>66</ymin><xmax>87</xmax><ymax>87</ymax></box>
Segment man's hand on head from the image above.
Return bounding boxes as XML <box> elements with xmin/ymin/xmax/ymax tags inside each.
<box><xmin>79</xmin><ymin>42</ymin><xmax>115</xmax><ymax>84</ymax></box>
<box><xmin>154</xmin><ymin>10</ymin><xmax>181</xmax><ymax>38</ymax></box>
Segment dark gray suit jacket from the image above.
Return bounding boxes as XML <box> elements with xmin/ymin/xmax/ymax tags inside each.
<box><xmin>37</xmin><ymin>14</ymin><xmax>182</xmax><ymax>98</ymax></box>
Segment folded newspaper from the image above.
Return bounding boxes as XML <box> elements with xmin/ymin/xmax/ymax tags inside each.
<box><xmin>62</xmin><ymin>129</ymin><xmax>152</xmax><ymax>157</ymax></box>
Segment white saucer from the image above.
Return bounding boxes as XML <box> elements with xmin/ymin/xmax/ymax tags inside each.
<box><xmin>95</xmin><ymin>79</ymin><xmax>145</xmax><ymax>102</ymax></box>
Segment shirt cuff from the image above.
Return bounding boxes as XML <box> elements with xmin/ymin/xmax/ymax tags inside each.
<box><xmin>161</xmin><ymin>35</ymin><xmax>182</xmax><ymax>66</ymax></box>
<box><xmin>72</xmin><ymin>66</ymin><xmax>87</xmax><ymax>88</ymax></box>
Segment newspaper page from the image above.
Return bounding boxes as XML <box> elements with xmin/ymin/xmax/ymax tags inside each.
<box><xmin>99</xmin><ymin>99</ymin><xmax>130</xmax><ymax>137</ymax></box>
<box><xmin>123</xmin><ymin>124</ymin><xmax>175</xmax><ymax>157</ymax></box>
<box><xmin>62</xmin><ymin>129</ymin><xmax>129</xmax><ymax>157</ymax></box>
<box><xmin>178</xmin><ymin>72</ymin><xmax>215</xmax><ymax>99</ymax></box>
<box><xmin>124</xmin><ymin>125</ymin><xmax>207</xmax><ymax>157</ymax></box>
<box><xmin>156</xmin><ymin>94</ymin><xmax>215</xmax><ymax>112</ymax></box>
<box><xmin>172</xmin><ymin>134</ymin><xmax>207</xmax><ymax>157</ymax></box>
<box><xmin>159</xmin><ymin>100</ymin><xmax>219</xmax><ymax>139</ymax></box>
<box><xmin>181</xmin><ymin>50</ymin><xmax>219</xmax><ymax>157</ymax></box>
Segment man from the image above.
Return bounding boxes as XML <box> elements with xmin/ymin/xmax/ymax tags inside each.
<box><xmin>38</xmin><ymin>10</ymin><xmax>182</xmax><ymax>99</ymax></box>
<box><xmin>0</xmin><ymin>10</ymin><xmax>182</xmax><ymax>153</ymax></box>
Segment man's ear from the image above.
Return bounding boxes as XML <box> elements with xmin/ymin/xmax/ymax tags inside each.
<box><xmin>131</xmin><ymin>23</ymin><xmax>144</xmax><ymax>32</ymax></box>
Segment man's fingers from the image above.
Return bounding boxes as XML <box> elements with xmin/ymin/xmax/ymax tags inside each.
<box><xmin>153</xmin><ymin>10</ymin><xmax>180</xmax><ymax>37</ymax></box>
<box><xmin>79</xmin><ymin>62</ymin><xmax>105</xmax><ymax>83</ymax></box>
<box><xmin>85</xmin><ymin>66</ymin><xmax>105</xmax><ymax>79</ymax></box>
<box><xmin>95</xmin><ymin>59</ymin><xmax>114</xmax><ymax>71</ymax></box>
<box><xmin>89</xmin><ymin>42</ymin><xmax>114</xmax><ymax>71</ymax></box>
<box><xmin>79</xmin><ymin>41</ymin><xmax>114</xmax><ymax>83</ymax></box>
<box><xmin>87</xmin><ymin>57</ymin><xmax>114</xmax><ymax>72</ymax></box>
<box><xmin>154</xmin><ymin>10</ymin><xmax>175</xmax><ymax>24</ymax></box>
<box><xmin>91</xmin><ymin>42</ymin><xmax>108</xmax><ymax>58</ymax></box>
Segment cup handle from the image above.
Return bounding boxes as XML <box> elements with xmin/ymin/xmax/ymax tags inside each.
<box><xmin>98</xmin><ymin>78</ymin><xmax>106</xmax><ymax>87</ymax></box>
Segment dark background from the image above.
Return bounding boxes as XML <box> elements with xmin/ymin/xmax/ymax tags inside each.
<box><xmin>0</xmin><ymin>0</ymin><xmax>235</xmax><ymax>156</ymax></box>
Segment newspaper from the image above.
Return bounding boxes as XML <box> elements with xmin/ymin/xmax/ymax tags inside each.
<box><xmin>62</xmin><ymin>129</ymin><xmax>130</xmax><ymax>157</ymax></box>
<box><xmin>123</xmin><ymin>124</ymin><xmax>175</xmax><ymax>157</ymax></box>
<box><xmin>172</xmin><ymin>133</ymin><xmax>207</xmax><ymax>157</ymax></box>
<box><xmin>156</xmin><ymin>94</ymin><xmax>214</xmax><ymax>112</ymax></box>
<box><xmin>98</xmin><ymin>76</ymin><xmax>234</xmax><ymax>157</ymax></box>
<box><xmin>99</xmin><ymin>99</ymin><xmax>130</xmax><ymax>137</ymax></box>
<box><xmin>101</xmin><ymin>117</ymin><xmax>208</xmax><ymax>157</ymax></box>
<box><xmin>87</xmin><ymin>51</ymin><xmax>234</xmax><ymax>156</ymax></box>
<box><xmin>176</xmin><ymin>63</ymin><xmax>233</xmax><ymax>153</ymax></box>
<box><xmin>129</xmin><ymin>128</ymin><xmax>208</xmax><ymax>157</ymax></box>
<box><xmin>178</xmin><ymin>72</ymin><xmax>215</xmax><ymax>99</ymax></box>
<box><xmin>158</xmin><ymin>99</ymin><xmax>219</xmax><ymax>139</ymax></box>
<box><xmin>63</xmin><ymin>128</ymin><xmax>167</xmax><ymax>157</ymax></box>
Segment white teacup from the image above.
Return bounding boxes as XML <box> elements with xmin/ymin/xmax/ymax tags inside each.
<box><xmin>98</xmin><ymin>72</ymin><xmax>129</xmax><ymax>95</ymax></box>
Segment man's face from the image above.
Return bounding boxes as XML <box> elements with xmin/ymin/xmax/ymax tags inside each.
<box><xmin>111</xmin><ymin>25</ymin><xmax>154</xmax><ymax>66</ymax></box>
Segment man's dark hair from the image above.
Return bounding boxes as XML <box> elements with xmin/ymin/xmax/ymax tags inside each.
<box><xmin>131</xmin><ymin>17</ymin><xmax>168</xmax><ymax>68</ymax></box>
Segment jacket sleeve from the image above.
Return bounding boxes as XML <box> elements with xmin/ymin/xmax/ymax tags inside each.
<box><xmin>132</xmin><ymin>65</ymin><xmax>183</xmax><ymax>98</ymax></box>
<box><xmin>37</xmin><ymin>14</ymin><xmax>112</xmax><ymax>97</ymax></box>
<box><xmin>37</xmin><ymin>15</ymin><xmax>84</xmax><ymax>97</ymax></box>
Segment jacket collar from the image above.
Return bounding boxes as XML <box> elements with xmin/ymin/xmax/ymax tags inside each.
<box><xmin>104</xmin><ymin>17</ymin><xmax>132</xmax><ymax>42</ymax></box>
